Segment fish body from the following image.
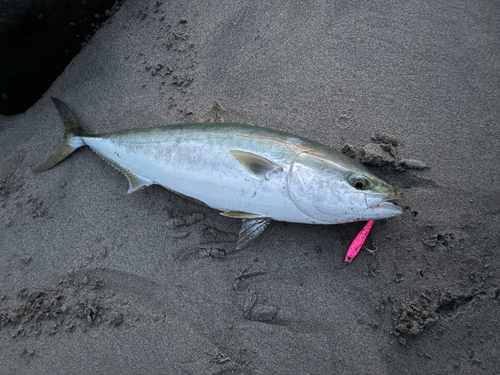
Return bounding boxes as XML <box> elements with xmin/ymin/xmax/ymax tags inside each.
<box><xmin>35</xmin><ymin>99</ymin><xmax>403</xmax><ymax>249</ymax></box>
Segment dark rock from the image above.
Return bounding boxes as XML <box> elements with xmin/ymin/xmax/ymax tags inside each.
<box><xmin>360</xmin><ymin>143</ymin><xmax>395</xmax><ymax>166</ymax></box>
<box><xmin>0</xmin><ymin>0</ymin><xmax>117</xmax><ymax>115</ymax></box>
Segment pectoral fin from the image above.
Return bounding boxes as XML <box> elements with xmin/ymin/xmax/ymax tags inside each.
<box><xmin>230</xmin><ymin>150</ymin><xmax>283</xmax><ymax>180</ymax></box>
<box><xmin>237</xmin><ymin>218</ymin><xmax>271</xmax><ymax>250</ymax></box>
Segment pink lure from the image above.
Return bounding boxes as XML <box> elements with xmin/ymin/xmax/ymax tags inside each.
<box><xmin>345</xmin><ymin>220</ymin><xmax>375</xmax><ymax>263</ymax></box>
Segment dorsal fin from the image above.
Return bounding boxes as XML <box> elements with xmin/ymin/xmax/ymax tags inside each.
<box><xmin>230</xmin><ymin>150</ymin><xmax>283</xmax><ymax>180</ymax></box>
<box><xmin>194</xmin><ymin>101</ymin><xmax>237</xmax><ymax>123</ymax></box>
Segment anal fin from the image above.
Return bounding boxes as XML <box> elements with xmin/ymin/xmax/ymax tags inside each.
<box><xmin>124</xmin><ymin>172</ymin><xmax>152</xmax><ymax>194</ymax></box>
<box><xmin>237</xmin><ymin>218</ymin><xmax>271</xmax><ymax>250</ymax></box>
<box><xmin>90</xmin><ymin>148</ymin><xmax>152</xmax><ymax>194</ymax></box>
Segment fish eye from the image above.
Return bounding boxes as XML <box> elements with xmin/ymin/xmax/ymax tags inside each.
<box><xmin>350</xmin><ymin>176</ymin><xmax>368</xmax><ymax>190</ymax></box>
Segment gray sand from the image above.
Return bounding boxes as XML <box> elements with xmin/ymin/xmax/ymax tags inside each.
<box><xmin>1</xmin><ymin>0</ymin><xmax>499</xmax><ymax>373</ymax></box>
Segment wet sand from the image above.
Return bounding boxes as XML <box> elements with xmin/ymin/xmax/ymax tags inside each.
<box><xmin>1</xmin><ymin>1</ymin><xmax>499</xmax><ymax>373</ymax></box>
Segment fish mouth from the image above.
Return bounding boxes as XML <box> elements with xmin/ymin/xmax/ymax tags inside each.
<box><xmin>376</xmin><ymin>198</ymin><xmax>403</xmax><ymax>213</ymax></box>
<box><xmin>366</xmin><ymin>194</ymin><xmax>404</xmax><ymax>212</ymax></box>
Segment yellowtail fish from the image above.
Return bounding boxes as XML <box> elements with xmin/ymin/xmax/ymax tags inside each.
<box><xmin>35</xmin><ymin>98</ymin><xmax>402</xmax><ymax>249</ymax></box>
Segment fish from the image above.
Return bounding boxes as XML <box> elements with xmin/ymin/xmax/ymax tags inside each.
<box><xmin>34</xmin><ymin>98</ymin><xmax>403</xmax><ymax>250</ymax></box>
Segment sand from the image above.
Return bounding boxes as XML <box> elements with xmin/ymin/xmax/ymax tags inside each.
<box><xmin>1</xmin><ymin>0</ymin><xmax>499</xmax><ymax>373</ymax></box>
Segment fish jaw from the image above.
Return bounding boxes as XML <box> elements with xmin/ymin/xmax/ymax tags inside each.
<box><xmin>363</xmin><ymin>199</ymin><xmax>403</xmax><ymax>220</ymax></box>
<box><xmin>364</xmin><ymin>192</ymin><xmax>404</xmax><ymax>217</ymax></box>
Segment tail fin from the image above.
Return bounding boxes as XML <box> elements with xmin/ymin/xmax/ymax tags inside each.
<box><xmin>33</xmin><ymin>98</ymin><xmax>88</xmax><ymax>173</ymax></box>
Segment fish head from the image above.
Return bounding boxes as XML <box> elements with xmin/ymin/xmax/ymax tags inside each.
<box><xmin>287</xmin><ymin>151</ymin><xmax>403</xmax><ymax>223</ymax></box>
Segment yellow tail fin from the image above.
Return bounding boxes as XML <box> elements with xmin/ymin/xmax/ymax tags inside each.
<box><xmin>33</xmin><ymin>98</ymin><xmax>88</xmax><ymax>173</ymax></box>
